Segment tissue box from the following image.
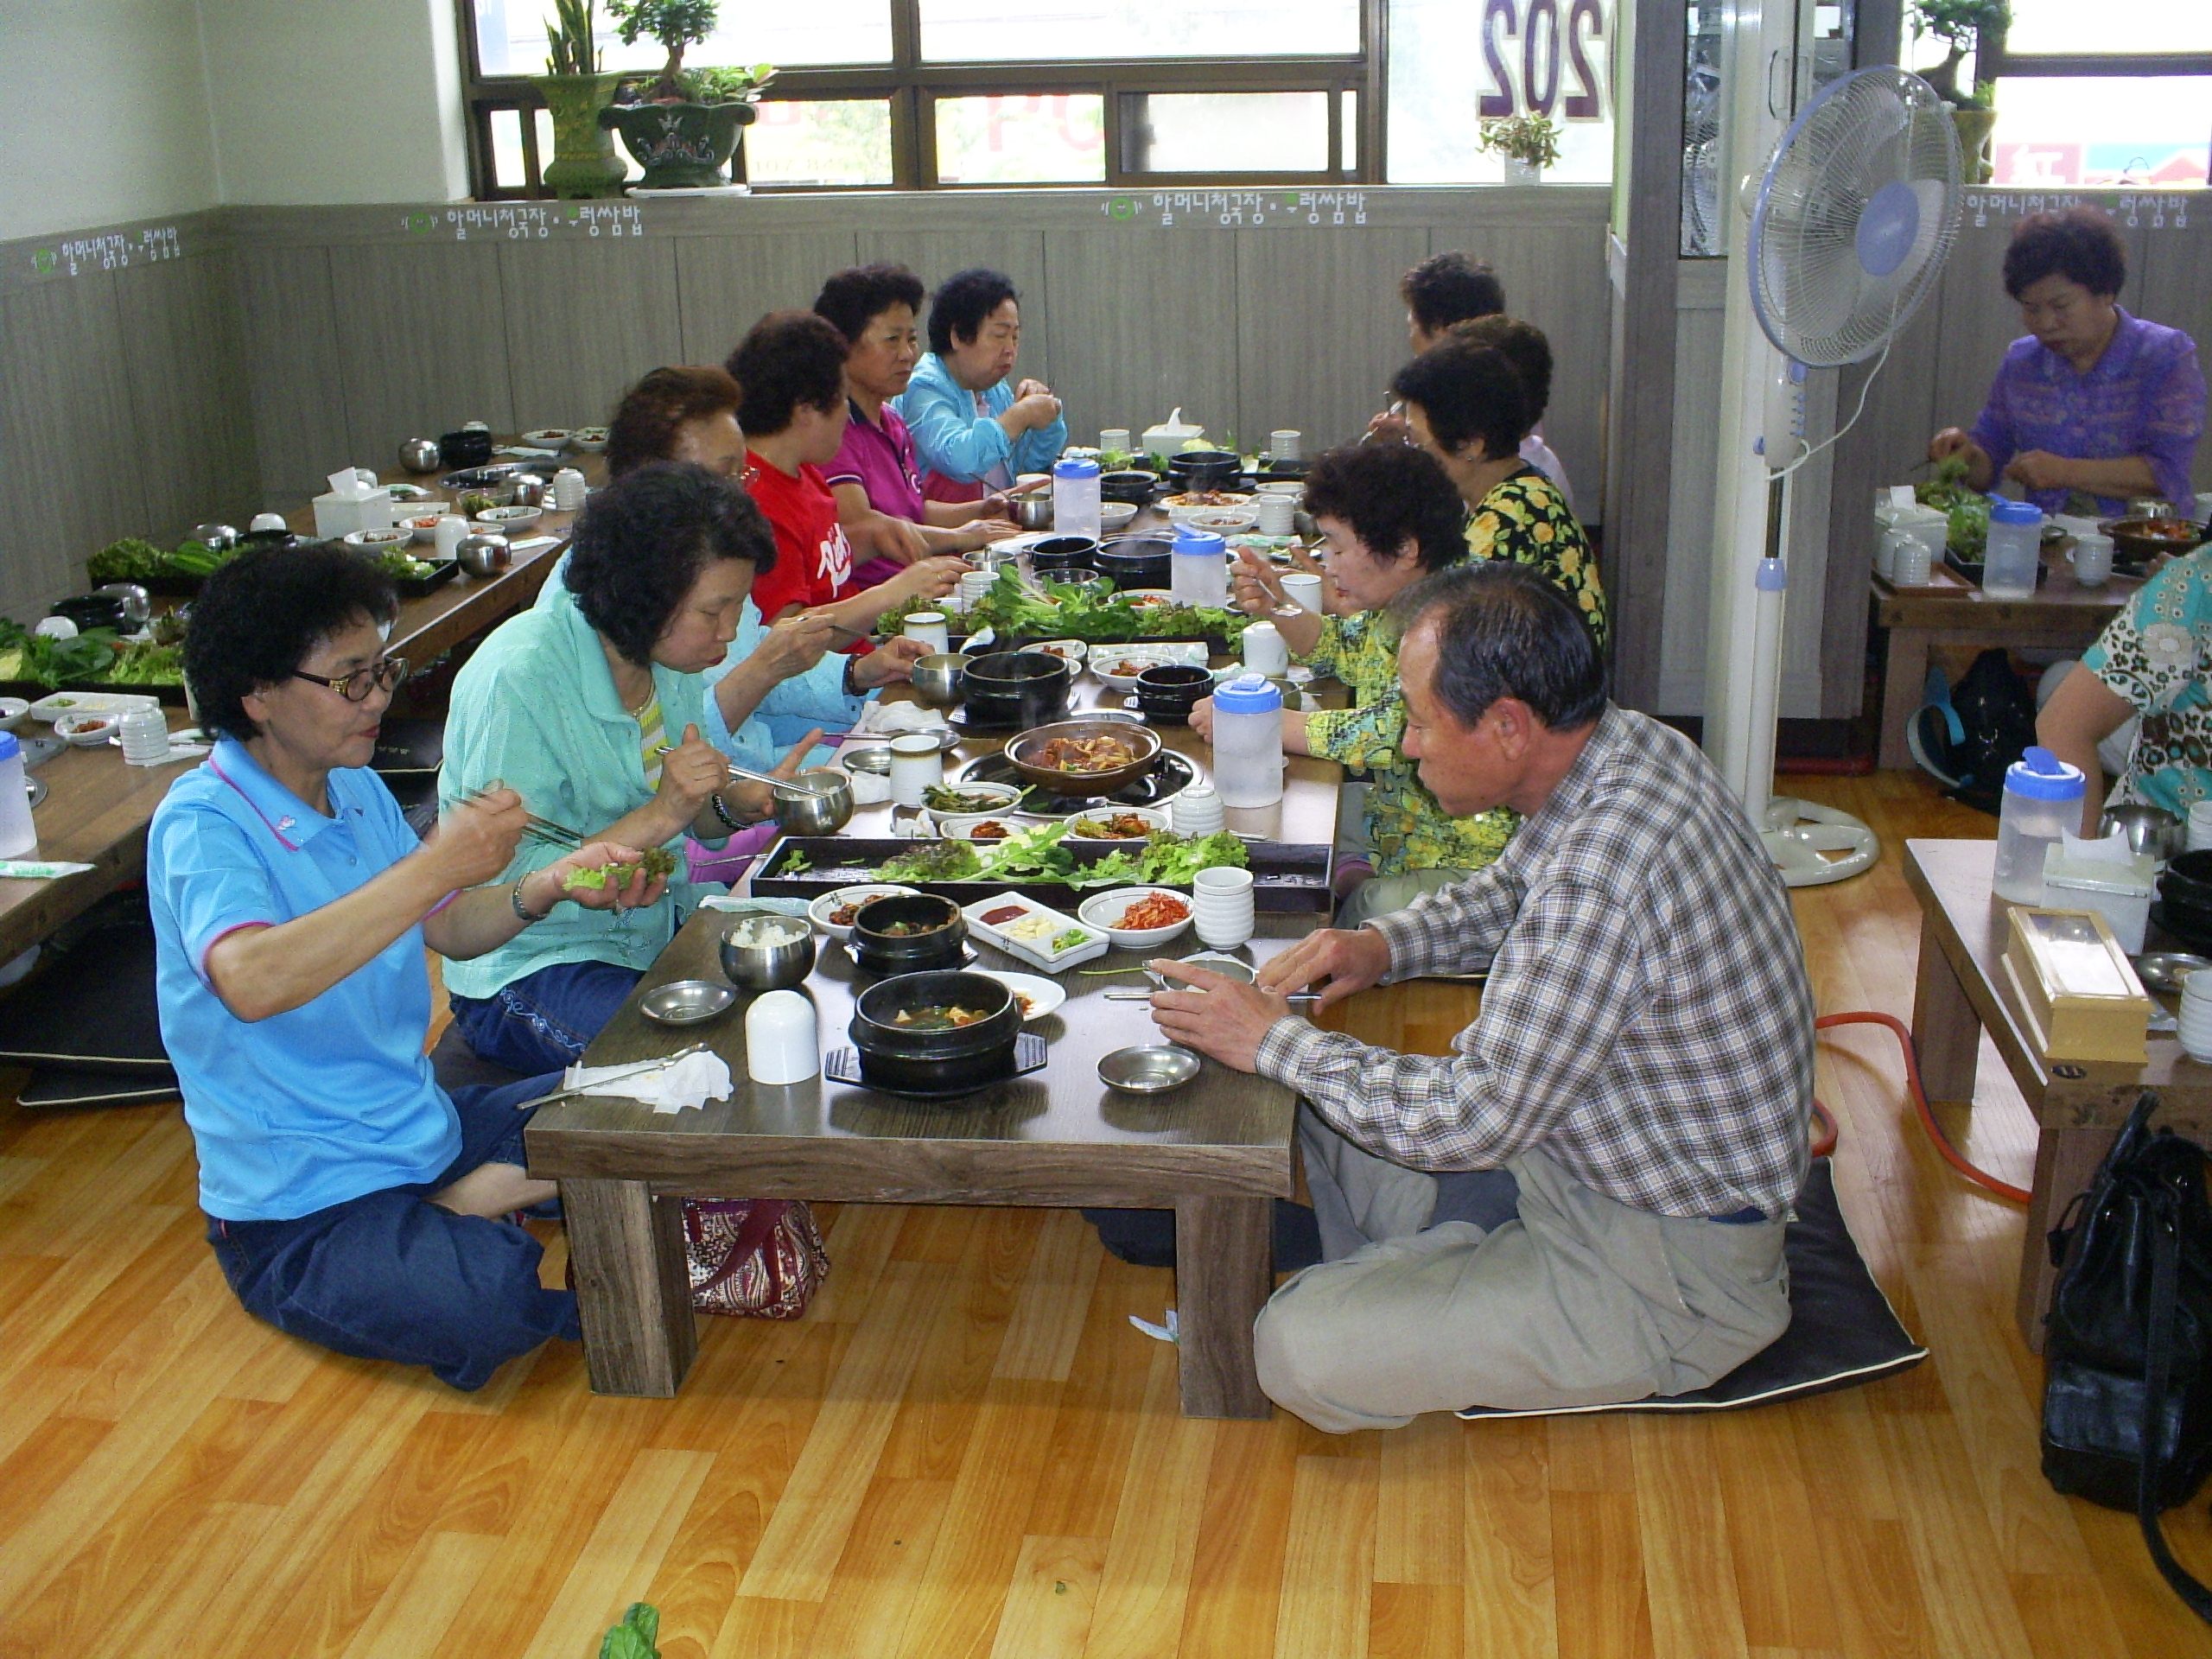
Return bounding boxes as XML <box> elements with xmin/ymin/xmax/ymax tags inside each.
<box><xmin>312</xmin><ymin>490</ymin><xmax>402</xmax><ymax>537</ymax></box>
<box><xmin>2042</xmin><ymin>842</ymin><xmax>2155</xmax><ymax>953</ymax></box>
<box><xmin>2000</xmin><ymin>906</ymin><xmax>2154</xmax><ymax>1065</ymax></box>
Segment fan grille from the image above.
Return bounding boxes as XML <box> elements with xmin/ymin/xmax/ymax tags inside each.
<box><xmin>1750</xmin><ymin>67</ymin><xmax>1961</xmax><ymax>367</ymax></box>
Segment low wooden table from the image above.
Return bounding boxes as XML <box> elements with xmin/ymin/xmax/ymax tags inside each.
<box><xmin>1872</xmin><ymin>563</ymin><xmax>2134</xmax><ymax>770</ymax></box>
<box><xmin>1904</xmin><ymin>837</ymin><xmax>2212</xmax><ymax>1346</ymax></box>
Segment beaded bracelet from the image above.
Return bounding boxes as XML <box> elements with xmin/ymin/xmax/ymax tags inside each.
<box><xmin>511</xmin><ymin>874</ymin><xmax>549</xmax><ymax>923</ymax></box>
<box><xmin>709</xmin><ymin>791</ymin><xmax>747</xmax><ymax>833</ymax></box>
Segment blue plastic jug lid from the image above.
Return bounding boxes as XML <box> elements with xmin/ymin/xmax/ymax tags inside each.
<box><xmin>1052</xmin><ymin>455</ymin><xmax>1100</xmax><ymax>478</ymax></box>
<box><xmin>1212</xmin><ymin>673</ymin><xmax>1281</xmax><ymax>712</ymax></box>
<box><xmin>2005</xmin><ymin>745</ymin><xmax>2085</xmax><ymax>800</ymax></box>
<box><xmin>1989</xmin><ymin>498</ymin><xmax>2043</xmax><ymax>525</ymax></box>
<box><xmin>1173</xmin><ymin>526</ymin><xmax>1226</xmax><ymax>556</ymax></box>
<box><xmin>0</xmin><ymin>731</ymin><xmax>16</xmax><ymax>763</ymax></box>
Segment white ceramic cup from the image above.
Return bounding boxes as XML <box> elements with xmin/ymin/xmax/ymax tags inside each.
<box><xmin>745</xmin><ymin>988</ymin><xmax>819</xmax><ymax>1084</ymax></box>
<box><xmin>1891</xmin><ymin>538</ymin><xmax>1934</xmax><ymax>588</ymax></box>
<box><xmin>550</xmin><ymin>467</ymin><xmax>588</xmax><ymax>512</ymax></box>
<box><xmin>1192</xmin><ymin>866</ymin><xmax>1255</xmax><ymax>947</ymax></box>
<box><xmin>1255</xmin><ymin>493</ymin><xmax>1296</xmax><ymax>537</ymax></box>
<box><xmin>2189</xmin><ymin>801</ymin><xmax>2212</xmax><ymax>854</ymax></box>
<box><xmin>1281</xmin><ymin>572</ymin><xmax>1323</xmax><ymax>613</ymax></box>
<box><xmin>1173</xmin><ymin>784</ymin><xmax>1224</xmax><ymax>836</ymax></box>
<box><xmin>904</xmin><ymin>612</ymin><xmax>950</xmax><ymax>655</ymax></box>
<box><xmin>433</xmin><ymin>515</ymin><xmax>470</xmax><ymax>559</ymax></box>
<box><xmin>888</xmin><ymin>733</ymin><xmax>943</xmax><ymax>808</ymax></box>
<box><xmin>1243</xmin><ymin>620</ymin><xmax>1290</xmax><ymax>677</ymax></box>
<box><xmin>2072</xmin><ymin>532</ymin><xmax>2114</xmax><ymax>588</ymax></box>
<box><xmin>118</xmin><ymin>706</ymin><xmax>170</xmax><ymax>766</ymax></box>
<box><xmin>1269</xmin><ymin>429</ymin><xmax>1302</xmax><ymax>461</ymax></box>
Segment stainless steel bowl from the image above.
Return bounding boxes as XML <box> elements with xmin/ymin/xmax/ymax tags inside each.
<box><xmin>2133</xmin><ymin>951</ymin><xmax>2212</xmax><ymax>995</ymax></box>
<box><xmin>2101</xmin><ymin>802</ymin><xmax>2186</xmax><ymax>863</ymax></box>
<box><xmin>398</xmin><ymin>438</ymin><xmax>443</xmax><ymax>474</ymax></box>
<box><xmin>455</xmin><ymin>533</ymin><xmax>511</xmax><ymax>577</ymax></box>
<box><xmin>640</xmin><ymin>978</ymin><xmax>738</xmax><ymax>1025</ymax></box>
<box><xmin>911</xmin><ymin>652</ymin><xmax>969</xmax><ymax>709</ymax></box>
<box><xmin>95</xmin><ymin>583</ymin><xmax>151</xmax><ymax>628</ymax></box>
<box><xmin>1098</xmin><ymin>1044</ymin><xmax>1201</xmax><ymax>1093</ymax></box>
<box><xmin>772</xmin><ymin>769</ymin><xmax>854</xmax><ymax>836</ymax></box>
<box><xmin>1013</xmin><ymin>493</ymin><xmax>1054</xmax><ymax>531</ymax></box>
<box><xmin>191</xmin><ymin>522</ymin><xmax>238</xmax><ymax>550</ymax></box>
<box><xmin>508</xmin><ymin>474</ymin><xmax>548</xmax><ymax>508</ymax></box>
<box><xmin>842</xmin><ymin>745</ymin><xmax>893</xmax><ymax>777</ymax></box>
<box><xmin>719</xmin><ymin>915</ymin><xmax>818</xmax><ymax>991</ymax></box>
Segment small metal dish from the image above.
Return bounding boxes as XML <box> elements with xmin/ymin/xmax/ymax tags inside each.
<box><xmin>2133</xmin><ymin>951</ymin><xmax>2212</xmax><ymax>995</ymax></box>
<box><xmin>640</xmin><ymin>979</ymin><xmax>738</xmax><ymax>1026</ymax></box>
<box><xmin>1098</xmin><ymin>1044</ymin><xmax>1200</xmax><ymax>1093</ymax></box>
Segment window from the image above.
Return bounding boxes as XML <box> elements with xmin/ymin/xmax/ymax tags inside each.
<box><xmin>459</xmin><ymin>0</ymin><xmax>1621</xmax><ymax>195</ymax></box>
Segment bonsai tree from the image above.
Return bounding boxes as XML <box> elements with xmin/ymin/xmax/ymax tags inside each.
<box><xmin>1914</xmin><ymin>0</ymin><xmax>2010</xmax><ymax>110</ymax></box>
<box><xmin>1477</xmin><ymin>114</ymin><xmax>1563</xmax><ymax>172</ymax></box>
<box><xmin>607</xmin><ymin>0</ymin><xmax>719</xmax><ymax>100</ymax></box>
<box><xmin>543</xmin><ymin>0</ymin><xmax>601</xmax><ymax>74</ymax></box>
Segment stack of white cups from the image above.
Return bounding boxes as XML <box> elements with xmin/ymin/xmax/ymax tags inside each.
<box><xmin>2189</xmin><ymin>800</ymin><xmax>2212</xmax><ymax>855</ymax></box>
<box><xmin>2178</xmin><ymin>970</ymin><xmax>2212</xmax><ymax>1063</ymax></box>
<box><xmin>117</xmin><ymin>706</ymin><xmax>171</xmax><ymax>766</ymax></box>
<box><xmin>957</xmin><ymin>568</ymin><xmax>994</xmax><ymax>612</ymax></box>
<box><xmin>1192</xmin><ymin>866</ymin><xmax>1255</xmax><ymax>948</ymax></box>
<box><xmin>1172</xmin><ymin>783</ymin><xmax>1224</xmax><ymax>836</ymax></box>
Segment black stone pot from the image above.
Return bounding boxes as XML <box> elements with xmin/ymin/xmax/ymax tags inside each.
<box><xmin>849</xmin><ymin>970</ymin><xmax>1020</xmax><ymax>1091</ymax></box>
<box><xmin>1101</xmin><ymin>470</ymin><xmax>1160</xmax><ymax>505</ymax></box>
<box><xmin>960</xmin><ymin>651</ymin><xmax>1071</xmax><ymax>728</ymax></box>
<box><xmin>1166</xmin><ymin>448</ymin><xmax>1243</xmax><ymax>493</ymax></box>
<box><xmin>849</xmin><ymin>893</ymin><xmax>969</xmax><ymax>977</ymax></box>
<box><xmin>438</xmin><ymin>429</ymin><xmax>494</xmax><ymax>467</ymax></box>
<box><xmin>1093</xmin><ymin>534</ymin><xmax>1173</xmax><ymax>591</ymax></box>
<box><xmin>1028</xmin><ymin>535</ymin><xmax>1098</xmax><ymax>577</ymax></box>
<box><xmin>1135</xmin><ymin>663</ymin><xmax>1213</xmax><ymax>724</ymax></box>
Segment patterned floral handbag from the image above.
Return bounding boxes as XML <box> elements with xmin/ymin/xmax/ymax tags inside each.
<box><xmin>681</xmin><ymin>1198</ymin><xmax>830</xmax><ymax>1319</ymax></box>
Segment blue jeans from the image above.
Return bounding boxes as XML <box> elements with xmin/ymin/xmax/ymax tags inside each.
<box><xmin>448</xmin><ymin>957</ymin><xmax>644</xmax><ymax>1076</ymax></box>
<box><xmin>205</xmin><ymin>1074</ymin><xmax>581</xmax><ymax>1391</ymax></box>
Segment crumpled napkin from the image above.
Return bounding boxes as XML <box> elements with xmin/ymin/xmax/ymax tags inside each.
<box><xmin>563</xmin><ymin>1050</ymin><xmax>733</xmax><ymax>1114</ymax></box>
<box><xmin>854</xmin><ymin>702</ymin><xmax>950</xmax><ymax>738</ymax></box>
<box><xmin>697</xmin><ymin>895</ymin><xmax>811</xmax><ymax>916</ymax></box>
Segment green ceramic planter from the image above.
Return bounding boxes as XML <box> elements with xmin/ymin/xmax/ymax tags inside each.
<box><xmin>1952</xmin><ymin>108</ymin><xmax>1998</xmax><ymax>185</ymax></box>
<box><xmin>532</xmin><ymin>73</ymin><xmax>631</xmax><ymax>199</ymax></box>
<box><xmin>598</xmin><ymin>99</ymin><xmax>760</xmax><ymax>190</ymax></box>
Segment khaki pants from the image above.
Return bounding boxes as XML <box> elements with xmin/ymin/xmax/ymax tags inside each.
<box><xmin>1254</xmin><ymin>1109</ymin><xmax>1791</xmax><ymax>1433</ymax></box>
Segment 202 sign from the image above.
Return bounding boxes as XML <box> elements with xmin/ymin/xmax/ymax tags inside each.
<box><xmin>1479</xmin><ymin>0</ymin><xmax>1609</xmax><ymax>121</ymax></box>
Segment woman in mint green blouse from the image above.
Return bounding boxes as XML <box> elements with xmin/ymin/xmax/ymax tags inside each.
<box><xmin>440</xmin><ymin>463</ymin><xmax>813</xmax><ymax>1074</ymax></box>
<box><xmin>1192</xmin><ymin>443</ymin><xmax>1503</xmax><ymax>928</ymax></box>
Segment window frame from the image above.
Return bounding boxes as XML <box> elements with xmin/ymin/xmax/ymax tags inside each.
<box><xmin>458</xmin><ymin>0</ymin><xmax>1389</xmax><ymax>198</ymax></box>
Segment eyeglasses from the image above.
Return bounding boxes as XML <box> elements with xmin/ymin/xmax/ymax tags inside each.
<box><xmin>290</xmin><ymin>656</ymin><xmax>409</xmax><ymax>702</ymax></box>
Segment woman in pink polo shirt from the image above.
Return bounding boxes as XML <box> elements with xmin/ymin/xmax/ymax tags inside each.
<box><xmin>813</xmin><ymin>264</ymin><xmax>1016</xmax><ymax>589</ymax></box>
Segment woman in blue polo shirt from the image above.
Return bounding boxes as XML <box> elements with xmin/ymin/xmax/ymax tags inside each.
<box><xmin>150</xmin><ymin>543</ymin><xmax>663</xmax><ymax>1389</ymax></box>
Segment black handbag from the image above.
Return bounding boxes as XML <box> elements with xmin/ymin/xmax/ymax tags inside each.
<box><xmin>2041</xmin><ymin>1090</ymin><xmax>2212</xmax><ymax>1623</ymax></box>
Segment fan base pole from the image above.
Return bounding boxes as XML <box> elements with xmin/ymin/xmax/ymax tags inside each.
<box><xmin>1761</xmin><ymin>795</ymin><xmax>1879</xmax><ymax>887</ymax></box>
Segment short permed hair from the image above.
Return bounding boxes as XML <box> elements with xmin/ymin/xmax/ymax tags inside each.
<box><xmin>1399</xmin><ymin>251</ymin><xmax>1506</xmax><ymax>336</ymax></box>
<box><xmin>566</xmin><ymin>462</ymin><xmax>777</xmax><ymax>666</ymax></box>
<box><xmin>184</xmin><ymin>541</ymin><xmax>398</xmax><ymax>742</ymax></box>
<box><xmin>726</xmin><ymin>311</ymin><xmax>850</xmax><ymax>437</ymax></box>
<box><xmin>813</xmin><ymin>264</ymin><xmax>927</xmax><ymax>346</ymax></box>
<box><xmin>926</xmin><ymin>268</ymin><xmax>1020</xmax><ymax>356</ymax></box>
<box><xmin>1448</xmin><ymin>315</ymin><xmax>1553</xmax><ymax>430</ymax></box>
<box><xmin>1300</xmin><ymin>443</ymin><xmax>1468</xmax><ymax>575</ymax></box>
<box><xmin>606</xmin><ymin>365</ymin><xmax>743</xmax><ymax>480</ymax></box>
<box><xmin>2004</xmin><ymin>206</ymin><xmax>2127</xmax><ymax>300</ymax></box>
<box><xmin>1391</xmin><ymin>340</ymin><xmax>1529</xmax><ymax>463</ymax></box>
<box><xmin>1391</xmin><ymin>561</ymin><xmax>1606</xmax><ymax>732</ymax></box>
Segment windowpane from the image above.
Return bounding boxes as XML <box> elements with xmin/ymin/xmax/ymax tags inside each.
<box><xmin>1343</xmin><ymin>88</ymin><xmax>1357</xmax><ymax>170</ymax></box>
<box><xmin>918</xmin><ymin>0</ymin><xmax>1357</xmax><ymax>62</ymax></box>
<box><xmin>474</xmin><ymin>0</ymin><xmax>892</xmax><ymax>76</ymax></box>
<box><xmin>1386</xmin><ymin>0</ymin><xmax>1618</xmax><ymax>186</ymax></box>
<box><xmin>934</xmin><ymin>94</ymin><xmax>1105</xmax><ymax>183</ymax></box>
<box><xmin>2005</xmin><ymin>0</ymin><xmax>2212</xmax><ymax>55</ymax></box>
<box><xmin>1121</xmin><ymin>92</ymin><xmax>1330</xmax><ymax>174</ymax></box>
<box><xmin>1990</xmin><ymin>76</ymin><xmax>2211</xmax><ymax>189</ymax></box>
<box><xmin>488</xmin><ymin>106</ymin><xmax>530</xmax><ymax>190</ymax></box>
<box><xmin>746</xmin><ymin>100</ymin><xmax>895</xmax><ymax>186</ymax></box>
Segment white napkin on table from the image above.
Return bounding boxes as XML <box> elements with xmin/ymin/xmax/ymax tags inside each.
<box><xmin>562</xmin><ymin>1051</ymin><xmax>733</xmax><ymax>1115</ymax></box>
<box><xmin>853</xmin><ymin>702</ymin><xmax>950</xmax><ymax>738</ymax></box>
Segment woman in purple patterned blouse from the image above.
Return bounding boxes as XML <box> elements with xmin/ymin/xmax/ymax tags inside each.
<box><xmin>1929</xmin><ymin>206</ymin><xmax>2203</xmax><ymax>518</ymax></box>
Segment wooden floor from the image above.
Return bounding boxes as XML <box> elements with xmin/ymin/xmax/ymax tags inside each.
<box><xmin>3</xmin><ymin>769</ymin><xmax>2210</xmax><ymax>1658</ymax></box>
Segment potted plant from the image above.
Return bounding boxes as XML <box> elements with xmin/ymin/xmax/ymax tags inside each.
<box><xmin>1913</xmin><ymin>0</ymin><xmax>2009</xmax><ymax>182</ymax></box>
<box><xmin>531</xmin><ymin>0</ymin><xmax>628</xmax><ymax>199</ymax></box>
<box><xmin>596</xmin><ymin>0</ymin><xmax>772</xmax><ymax>190</ymax></box>
<box><xmin>1478</xmin><ymin>114</ymin><xmax>1563</xmax><ymax>186</ymax></box>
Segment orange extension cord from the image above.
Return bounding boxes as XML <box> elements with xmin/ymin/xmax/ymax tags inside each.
<box><xmin>1813</xmin><ymin>1010</ymin><xmax>2032</xmax><ymax>1205</ymax></box>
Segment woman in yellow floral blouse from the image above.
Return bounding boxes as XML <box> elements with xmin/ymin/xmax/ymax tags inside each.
<box><xmin>1392</xmin><ymin>336</ymin><xmax>1608</xmax><ymax>648</ymax></box>
<box><xmin>1192</xmin><ymin>443</ymin><xmax>1508</xmax><ymax>926</ymax></box>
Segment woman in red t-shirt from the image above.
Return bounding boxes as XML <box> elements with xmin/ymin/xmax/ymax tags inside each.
<box><xmin>726</xmin><ymin>312</ymin><xmax>966</xmax><ymax>632</ymax></box>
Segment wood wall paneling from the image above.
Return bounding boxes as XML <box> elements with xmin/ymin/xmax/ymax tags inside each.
<box><xmin>0</xmin><ymin>274</ymin><xmax>145</xmax><ymax>615</ymax></box>
<box><xmin>1044</xmin><ymin>230</ymin><xmax>1238</xmax><ymax>447</ymax></box>
<box><xmin>673</xmin><ymin>231</ymin><xmax>859</xmax><ymax>369</ymax></box>
<box><xmin>326</xmin><ymin>241</ymin><xmax>514</xmax><ymax>472</ymax></box>
<box><xmin>115</xmin><ymin>251</ymin><xmax>257</xmax><ymax>545</ymax></box>
<box><xmin>857</xmin><ymin>230</ymin><xmax>1054</xmax><ymax>391</ymax></box>
<box><xmin>495</xmin><ymin>237</ymin><xmax>684</xmax><ymax>435</ymax></box>
<box><xmin>232</xmin><ymin>244</ymin><xmax>348</xmax><ymax>505</ymax></box>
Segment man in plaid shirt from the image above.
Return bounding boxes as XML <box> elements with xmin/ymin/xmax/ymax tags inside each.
<box><xmin>1153</xmin><ymin>563</ymin><xmax>1814</xmax><ymax>1432</ymax></box>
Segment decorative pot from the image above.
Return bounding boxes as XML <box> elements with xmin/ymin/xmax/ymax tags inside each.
<box><xmin>1503</xmin><ymin>157</ymin><xmax>1542</xmax><ymax>186</ymax></box>
<box><xmin>598</xmin><ymin>99</ymin><xmax>760</xmax><ymax>190</ymax></box>
<box><xmin>531</xmin><ymin>73</ymin><xmax>631</xmax><ymax>199</ymax></box>
<box><xmin>1951</xmin><ymin>108</ymin><xmax>1998</xmax><ymax>185</ymax></box>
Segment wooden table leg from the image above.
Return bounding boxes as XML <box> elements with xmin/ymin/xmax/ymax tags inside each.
<box><xmin>562</xmin><ymin>1178</ymin><xmax>697</xmax><ymax>1396</ymax></box>
<box><xmin>1912</xmin><ymin>920</ymin><xmax>1982</xmax><ymax>1107</ymax></box>
<box><xmin>1878</xmin><ymin>626</ymin><xmax>1934</xmax><ymax>770</ymax></box>
<box><xmin>1173</xmin><ymin>1196</ymin><xmax>1274</xmax><ymax>1419</ymax></box>
<box><xmin>2015</xmin><ymin>1122</ymin><xmax>2117</xmax><ymax>1352</ymax></box>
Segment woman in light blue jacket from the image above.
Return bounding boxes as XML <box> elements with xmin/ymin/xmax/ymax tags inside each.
<box><xmin>897</xmin><ymin>268</ymin><xmax>1069</xmax><ymax>499</ymax></box>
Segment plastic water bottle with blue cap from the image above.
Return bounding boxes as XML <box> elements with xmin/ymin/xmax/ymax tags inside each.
<box><xmin>1211</xmin><ymin>674</ymin><xmax>1284</xmax><ymax>809</ymax></box>
<box><xmin>1051</xmin><ymin>454</ymin><xmax>1101</xmax><ymax>541</ymax></box>
<box><xmin>1170</xmin><ymin>524</ymin><xmax>1228</xmax><ymax>607</ymax></box>
<box><xmin>0</xmin><ymin>732</ymin><xmax>35</xmax><ymax>860</ymax></box>
<box><xmin>1993</xmin><ymin>745</ymin><xmax>2086</xmax><ymax>905</ymax></box>
<box><xmin>1980</xmin><ymin>498</ymin><xmax>2044</xmax><ymax>600</ymax></box>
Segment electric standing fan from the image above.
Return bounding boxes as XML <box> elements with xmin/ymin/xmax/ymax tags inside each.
<box><xmin>1705</xmin><ymin>49</ymin><xmax>1962</xmax><ymax>885</ymax></box>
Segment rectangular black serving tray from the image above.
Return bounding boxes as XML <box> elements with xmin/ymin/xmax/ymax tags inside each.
<box><xmin>750</xmin><ymin>837</ymin><xmax>1333</xmax><ymax>913</ymax></box>
<box><xmin>0</xmin><ymin>678</ymin><xmax>188</xmax><ymax>706</ymax></box>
